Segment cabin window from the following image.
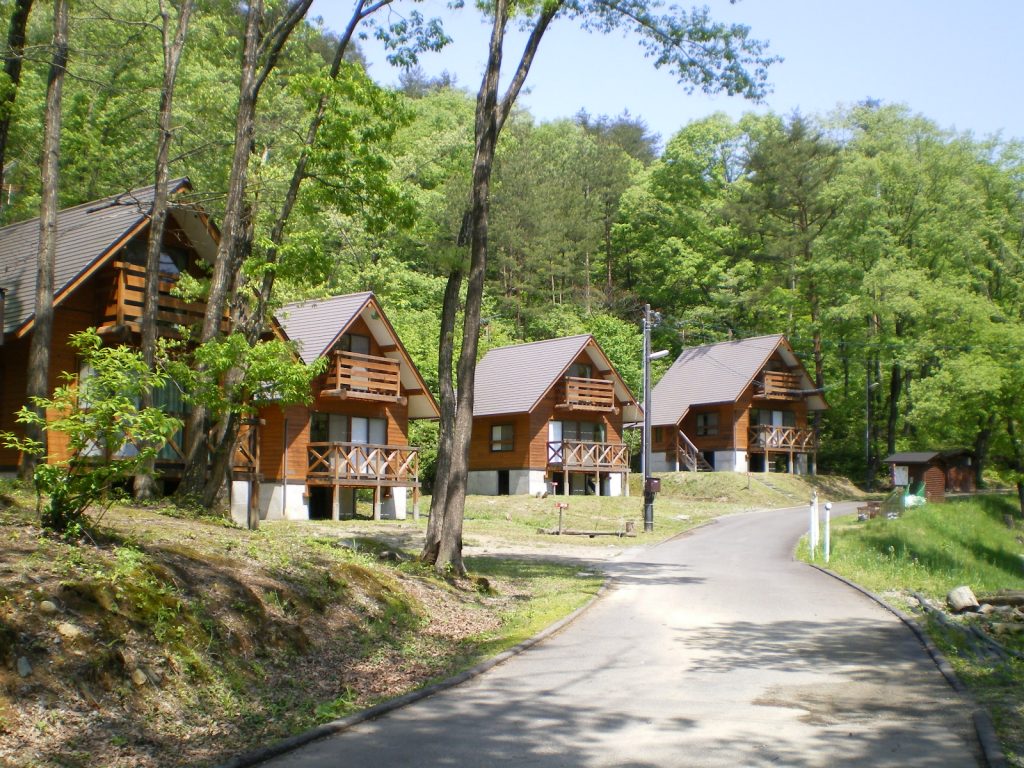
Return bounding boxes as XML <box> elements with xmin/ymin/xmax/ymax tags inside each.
<box><xmin>340</xmin><ymin>333</ymin><xmax>371</xmax><ymax>355</ymax></box>
<box><xmin>560</xmin><ymin>420</ymin><xmax>605</xmax><ymax>442</ymax></box>
<box><xmin>310</xmin><ymin>413</ymin><xmax>329</xmax><ymax>442</ymax></box>
<box><xmin>567</xmin><ymin>362</ymin><xmax>593</xmax><ymax>379</ymax></box>
<box><xmin>350</xmin><ymin>416</ymin><xmax>387</xmax><ymax>445</ymax></box>
<box><xmin>751</xmin><ymin>409</ymin><xmax>796</xmax><ymax>428</ymax></box>
<box><xmin>696</xmin><ymin>412</ymin><xmax>719</xmax><ymax>436</ymax></box>
<box><xmin>124</xmin><ymin>241</ymin><xmax>188</xmax><ymax>277</ymax></box>
<box><xmin>491</xmin><ymin>424</ymin><xmax>514</xmax><ymax>452</ymax></box>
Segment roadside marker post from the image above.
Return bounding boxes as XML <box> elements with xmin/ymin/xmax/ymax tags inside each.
<box><xmin>824</xmin><ymin>501</ymin><xmax>833</xmax><ymax>563</ymax></box>
<box><xmin>809</xmin><ymin>491</ymin><xmax>819</xmax><ymax>558</ymax></box>
<box><xmin>555</xmin><ymin>502</ymin><xmax>568</xmax><ymax>534</ymax></box>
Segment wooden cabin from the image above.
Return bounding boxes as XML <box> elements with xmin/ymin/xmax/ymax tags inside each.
<box><xmin>647</xmin><ymin>335</ymin><xmax>827</xmax><ymax>475</ymax></box>
<box><xmin>235</xmin><ymin>292</ymin><xmax>439</xmax><ymax>524</ymax></box>
<box><xmin>883</xmin><ymin>450</ymin><xmax>976</xmax><ymax>503</ymax></box>
<box><xmin>468</xmin><ymin>335</ymin><xmax>641</xmax><ymax>497</ymax></box>
<box><xmin>0</xmin><ymin>179</ymin><xmax>219</xmax><ymax>485</ymax></box>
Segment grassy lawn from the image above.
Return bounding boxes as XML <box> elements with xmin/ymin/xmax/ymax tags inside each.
<box><xmin>799</xmin><ymin>494</ymin><xmax>1024</xmax><ymax>765</ymax></box>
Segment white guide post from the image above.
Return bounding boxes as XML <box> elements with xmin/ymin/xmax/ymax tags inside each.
<box><xmin>809</xmin><ymin>490</ymin><xmax>819</xmax><ymax>558</ymax></box>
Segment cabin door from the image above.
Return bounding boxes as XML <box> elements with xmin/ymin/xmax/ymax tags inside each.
<box><xmin>548</xmin><ymin>421</ymin><xmax>563</xmax><ymax>464</ymax></box>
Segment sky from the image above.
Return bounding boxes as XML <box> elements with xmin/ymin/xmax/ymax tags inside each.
<box><xmin>308</xmin><ymin>0</ymin><xmax>1024</xmax><ymax>148</ymax></box>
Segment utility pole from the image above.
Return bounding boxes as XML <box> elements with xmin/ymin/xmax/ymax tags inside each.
<box><xmin>642</xmin><ymin>304</ymin><xmax>669</xmax><ymax>533</ymax></box>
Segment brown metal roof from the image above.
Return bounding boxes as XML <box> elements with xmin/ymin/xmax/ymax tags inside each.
<box><xmin>0</xmin><ymin>179</ymin><xmax>200</xmax><ymax>336</ymax></box>
<box><xmin>275</xmin><ymin>292</ymin><xmax>440</xmax><ymax>419</ymax></box>
<box><xmin>648</xmin><ymin>334</ymin><xmax>826</xmax><ymax>427</ymax></box>
<box><xmin>472</xmin><ymin>334</ymin><xmax>641</xmax><ymax>420</ymax></box>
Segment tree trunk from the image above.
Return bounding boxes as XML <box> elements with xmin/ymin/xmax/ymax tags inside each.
<box><xmin>135</xmin><ymin>0</ymin><xmax>194</xmax><ymax>501</ymax></box>
<box><xmin>21</xmin><ymin>0</ymin><xmax>67</xmax><ymax>484</ymax></box>
<box><xmin>428</xmin><ymin>0</ymin><xmax>557</xmax><ymax>573</ymax></box>
<box><xmin>886</xmin><ymin>360</ymin><xmax>901</xmax><ymax>457</ymax></box>
<box><xmin>0</xmin><ymin>0</ymin><xmax>33</xmax><ymax>217</ymax></box>
<box><xmin>973</xmin><ymin>413</ymin><xmax>995</xmax><ymax>490</ymax></box>
<box><xmin>176</xmin><ymin>0</ymin><xmax>313</xmax><ymax>502</ymax></box>
<box><xmin>421</xmin><ymin>267</ymin><xmax>462</xmax><ymax>563</ymax></box>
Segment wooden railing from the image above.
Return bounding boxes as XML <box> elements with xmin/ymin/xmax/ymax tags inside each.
<box><xmin>675</xmin><ymin>430</ymin><xmax>712</xmax><ymax>471</ymax></box>
<box><xmin>547</xmin><ymin>440</ymin><xmax>629</xmax><ymax>471</ymax></box>
<box><xmin>321</xmin><ymin>351</ymin><xmax>402</xmax><ymax>402</ymax></box>
<box><xmin>101</xmin><ymin>262</ymin><xmax>223</xmax><ymax>335</ymax></box>
<box><xmin>760</xmin><ymin>370</ymin><xmax>802</xmax><ymax>400</ymax></box>
<box><xmin>306</xmin><ymin>442</ymin><xmax>419</xmax><ymax>486</ymax></box>
<box><xmin>748</xmin><ymin>425</ymin><xmax>818</xmax><ymax>452</ymax></box>
<box><xmin>557</xmin><ymin>377</ymin><xmax>616</xmax><ymax>412</ymax></box>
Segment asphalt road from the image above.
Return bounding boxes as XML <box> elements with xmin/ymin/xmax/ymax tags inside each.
<box><xmin>260</xmin><ymin>503</ymin><xmax>981</xmax><ymax>767</ymax></box>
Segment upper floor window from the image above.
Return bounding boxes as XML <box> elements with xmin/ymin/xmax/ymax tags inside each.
<box><xmin>340</xmin><ymin>333</ymin><xmax>371</xmax><ymax>355</ymax></box>
<box><xmin>696</xmin><ymin>412</ymin><xmax>719</xmax><ymax>436</ymax></box>
<box><xmin>567</xmin><ymin>362</ymin><xmax>593</xmax><ymax>379</ymax></box>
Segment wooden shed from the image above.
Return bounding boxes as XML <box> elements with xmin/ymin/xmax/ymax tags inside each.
<box><xmin>883</xmin><ymin>450</ymin><xmax>977</xmax><ymax>503</ymax></box>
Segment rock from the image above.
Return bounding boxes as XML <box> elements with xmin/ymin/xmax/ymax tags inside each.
<box><xmin>947</xmin><ymin>585</ymin><xmax>980</xmax><ymax>613</ymax></box>
<box><xmin>131</xmin><ymin>668</ymin><xmax>149</xmax><ymax>687</ymax></box>
<box><xmin>991</xmin><ymin>622</ymin><xmax>1024</xmax><ymax>637</ymax></box>
<box><xmin>978</xmin><ymin>603</ymin><xmax>997</xmax><ymax>616</ymax></box>
<box><xmin>57</xmin><ymin>622</ymin><xmax>85</xmax><ymax>640</ymax></box>
<box><xmin>16</xmin><ymin>657</ymin><xmax>32</xmax><ymax>677</ymax></box>
<box><xmin>38</xmin><ymin>600</ymin><xmax>59</xmax><ymax>615</ymax></box>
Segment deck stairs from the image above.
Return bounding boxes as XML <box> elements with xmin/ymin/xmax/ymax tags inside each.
<box><xmin>677</xmin><ymin>430</ymin><xmax>713</xmax><ymax>472</ymax></box>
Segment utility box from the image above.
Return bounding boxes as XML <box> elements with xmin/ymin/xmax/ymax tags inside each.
<box><xmin>644</xmin><ymin>477</ymin><xmax>661</xmax><ymax>494</ymax></box>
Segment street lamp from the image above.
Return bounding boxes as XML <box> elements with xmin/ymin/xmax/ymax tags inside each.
<box><xmin>642</xmin><ymin>303</ymin><xmax>669</xmax><ymax>532</ymax></box>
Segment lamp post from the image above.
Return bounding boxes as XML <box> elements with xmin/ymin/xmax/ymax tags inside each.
<box><xmin>642</xmin><ymin>303</ymin><xmax>669</xmax><ymax>533</ymax></box>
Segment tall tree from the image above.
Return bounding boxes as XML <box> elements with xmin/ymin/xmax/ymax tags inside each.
<box><xmin>22</xmin><ymin>0</ymin><xmax>67</xmax><ymax>483</ymax></box>
<box><xmin>423</xmin><ymin>0</ymin><xmax>777</xmax><ymax>573</ymax></box>
<box><xmin>135</xmin><ymin>0</ymin><xmax>194</xmax><ymax>501</ymax></box>
<box><xmin>176</xmin><ymin>0</ymin><xmax>315</xmax><ymax>501</ymax></box>
<box><xmin>0</xmin><ymin>0</ymin><xmax>33</xmax><ymax>216</ymax></box>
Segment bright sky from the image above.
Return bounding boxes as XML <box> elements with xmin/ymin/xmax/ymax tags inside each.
<box><xmin>309</xmin><ymin>0</ymin><xmax>1024</xmax><ymax>148</ymax></box>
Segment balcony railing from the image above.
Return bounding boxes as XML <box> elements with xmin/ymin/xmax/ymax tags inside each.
<box><xmin>748</xmin><ymin>424</ymin><xmax>818</xmax><ymax>452</ymax></box>
<box><xmin>547</xmin><ymin>440</ymin><xmax>629</xmax><ymax>471</ymax></box>
<box><xmin>306</xmin><ymin>442</ymin><xmax>419</xmax><ymax>487</ymax></box>
<box><xmin>321</xmin><ymin>351</ymin><xmax>403</xmax><ymax>403</ymax></box>
<box><xmin>760</xmin><ymin>371</ymin><xmax>802</xmax><ymax>400</ymax></box>
<box><xmin>675</xmin><ymin>430</ymin><xmax>712</xmax><ymax>471</ymax></box>
<box><xmin>101</xmin><ymin>261</ymin><xmax>224</xmax><ymax>336</ymax></box>
<box><xmin>554</xmin><ymin>376</ymin><xmax>616</xmax><ymax>413</ymax></box>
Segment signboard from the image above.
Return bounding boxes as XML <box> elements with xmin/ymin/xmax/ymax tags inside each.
<box><xmin>893</xmin><ymin>465</ymin><xmax>909</xmax><ymax>487</ymax></box>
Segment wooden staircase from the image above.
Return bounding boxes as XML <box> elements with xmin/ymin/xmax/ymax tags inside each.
<box><xmin>677</xmin><ymin>430</ymin><xmax>713</xmax><ymax>472</ymax></box>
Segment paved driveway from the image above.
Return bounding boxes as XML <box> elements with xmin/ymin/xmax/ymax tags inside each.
<box><xmin>260</xmin><ymin>504</ymin><xmax>981</xmax><ymax>767</ymax></box>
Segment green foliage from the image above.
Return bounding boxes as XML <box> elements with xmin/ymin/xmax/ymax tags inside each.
<box><xmin>165</xmin><ymin>335</ymin><xmax>324</xmax><ymax>418</ymax></box>
<box><xmin>1</xmin><ymin>332</ymin><xmax>181</xmax><ymax>534</ymax></box>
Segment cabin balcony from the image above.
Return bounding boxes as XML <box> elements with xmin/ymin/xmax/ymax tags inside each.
<box><xmin>554</xmin><ymin>377</ymin><xmax>617</xmax><ymax>413</ymax></box>
<box><xmin>306</xmin><ymin>442</ymin><xmax>419</xmax><ymax>487</ymax></box>
<box><xmin>748</xmin><ymin>425</ymin><xmax>818</xmax><ymax>452</ymax></box>
<box><xmin>547</xmin><ymin>440</ymin><xmax>629</xmax><ymax>471</ymax></box>
<box><xmin>758</xmin><ymin>371</ymin><xmax>802</xmax><ymax>400</ymax></box>
<box><xmin>99</xmin><ymin>261</ymin><xmax>224</xmax><ymax>337</ymax></box>
<box><xmin>320</xmin><ymin>351</ymin><xmax>405</xmax><ymax>404</ymax></box>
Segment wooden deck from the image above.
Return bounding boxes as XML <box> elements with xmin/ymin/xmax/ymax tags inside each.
<box><xmin>100</xmin><ymin>261</ymin><xmax>226</xmax><ymax>336</ymax></box>
<box><xmin>320</xmin><ymin>350</ymin><xmax>405</xmax><ymax>403</ymax></box>
<box><xmin>555</xmin><ymin>377</ymin><xmax>617</xmax><ymax>413</ymax></box>
<box><xmin>748</xmin><ymin>424</ymin><xmax>818</xmax><ymax>452</ymax></box>
<box><xmin>547</xmin><ymin>440</ymin><xmax>629</xmax><ymax>471</ymax></box>
<box><xmin>306</xmin><ymin>441</ymin><xmax>420</xmax><ymax>487</ymax></box>
<box><xmin>759</xmin><ymin>371</ymin><xmax>802</xmax><ymax>400</ymax></box>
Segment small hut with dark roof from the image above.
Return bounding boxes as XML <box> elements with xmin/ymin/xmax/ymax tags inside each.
<box><xmin>883</xmin><ymin>450</ymin><xmax>976</xmax><ymax>503</ymax></box>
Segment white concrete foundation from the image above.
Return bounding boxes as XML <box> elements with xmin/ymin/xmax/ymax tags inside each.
<box><xmin>649</xmin><ymin>452</ymin><xmax>677</xmax><ymax>473</ymax></box>
<box><xmin>714</xmin><ymin>450</ymin><xmax>748</xmax><ymax>473</ymax></box>
<box><xmin>379</xmin><ymin>487</ymin><xmax>408</xmax><ymax>520</ymax></box>
<box><xmin>232</xmin><ymin>480</ymin><xmax>311</xmax><ymax>525</ymax></box>
<box><xmin>468</xmin><ymin>469</ymin><xmax>554</xmax><ymax>496</ymax></box>
<box><xmin>467</xmin><ymin>471</ymin><xmax>499</xmax><ymax>496</ymax></box>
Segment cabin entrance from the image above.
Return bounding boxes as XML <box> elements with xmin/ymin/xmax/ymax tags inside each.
<box><xmin>497</xmin><ymin>470</ymin><xmax>510</xmax><ymax>495</ymax></box>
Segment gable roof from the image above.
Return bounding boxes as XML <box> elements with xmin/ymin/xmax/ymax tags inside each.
<box><xmin>648</xmin><ymin>334</ymin><xmax>826</xmax><ymax>427</ymax></box>
<box><xmin>275</xmin><ymin>292</ymin><xmax>440</xmax><ymax>419</ymax></box>
<box><xmin>883</xmin><ymin>450</ymin><xmax>973</xmax><ymax>465</ymax></box>
<box><xmin>0</xmin><ymin>178</ymin><xmax>214</xmax><ymax>337</ymax></box>
<box><xmin>472</xmin><ymin>334</ymin><xmax>641</xmax><ymax>421</ymax></box>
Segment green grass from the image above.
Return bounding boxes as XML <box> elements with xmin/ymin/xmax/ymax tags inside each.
<box><xmin>802</xmin><ymin>495</ymin><xmax>1024</xmax><ymax>599</ymax></box>
<box><xmin>799</xmin><ymin>494</ymin><xmax>1024</xmax><ymax>765</ymax></box>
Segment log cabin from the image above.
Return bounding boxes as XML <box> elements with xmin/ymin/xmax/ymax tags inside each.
<box><xmin>468</xmin><ymin>335</ymin><xmax>641</xmax><ymax>496</ymax></box>
<box><xmin>237</xmin><ymin>292</ymin><xmax>439</xmax><ymax>524</ymax></box>
<box><xmin>0</xmin><ymin>179</ymin><xmax>220</xmax><ymax>485</ymax></box>
<box><xmin>647</xmin><ymin>335</ymin><xmax>827</xmax><ymax>475</ymax></box>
